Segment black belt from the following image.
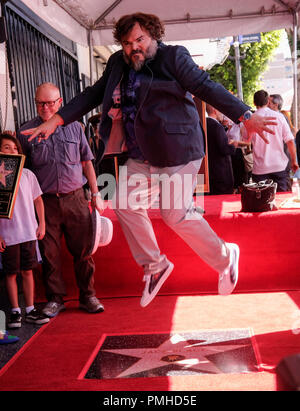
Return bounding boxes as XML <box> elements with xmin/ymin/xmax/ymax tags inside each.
<box><xmin>43</xmin><ymin>188</ymin><xmax>81</xmax><ymax>198</ymax></box>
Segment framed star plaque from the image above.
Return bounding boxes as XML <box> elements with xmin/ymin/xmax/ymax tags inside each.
<box><xmin>0</xmin><ymin>153</ymin><xmax>25</xmax><ymax>219</ymax></box>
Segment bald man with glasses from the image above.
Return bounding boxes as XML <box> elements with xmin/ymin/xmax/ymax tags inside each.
<box><xmin>35</xmin><ymin>97</ymin><xmax>61</xmax><ymax>108</ymax></box>
<box><xmin>17</xmin><ymin>82</ymin><xmax>105</xmax><ymax>317</ymax></box>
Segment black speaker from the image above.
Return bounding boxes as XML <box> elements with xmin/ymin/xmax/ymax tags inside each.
<box><xmin>0</xmin><ymin>16</ymin><xmax>7</xmax><ymax>43</ymax></box>
<box><xmin>276</xmin><ymin>353</ymin><xmax>300</xmax><ymax>390</ymax></box>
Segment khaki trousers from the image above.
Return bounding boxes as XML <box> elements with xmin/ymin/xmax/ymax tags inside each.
<box><xmin>114</xmin><ymin>158</ymin><xmax>230</xmax><ymax>276</ymax></box>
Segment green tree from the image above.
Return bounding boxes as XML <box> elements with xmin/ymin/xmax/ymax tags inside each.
<box><xmin>285</xmin><ymin>28</ymin><xmax>299</xmax><ymax>127</ymax></box>
<box><xmin>207</xmin><ymin>31</ymin><xmax>282</xmax><ymax>107</ymax></box>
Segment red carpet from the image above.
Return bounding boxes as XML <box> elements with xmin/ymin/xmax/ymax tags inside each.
<box><xmin>1</xmin><ymin>292</ymin><xmax>300</xmax><ymax>391</ymax></box>
<box><xmin>2</xmin><ymin>192</ymin><xmax>299</xmax><ymax>391</ymax></box>
<box><xmin>34</xmin><ymin>192</ymin><xmax>300</xmax><ymax>302</ymax></box>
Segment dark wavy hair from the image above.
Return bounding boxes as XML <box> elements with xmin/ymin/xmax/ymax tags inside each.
<box><xmin>0</xmin><ymin>133</ymin><xmax>23</xmax><ymax>154</ymax></box>
<box><xmin>113</xmin><ymin>12</ymin><xmax>165</xmax><ymax>44</ymax></box>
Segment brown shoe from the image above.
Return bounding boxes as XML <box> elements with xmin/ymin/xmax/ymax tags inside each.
<box><xmin>79</xmin><ymin>296</ymin><xmax>104</xmax><ymax>313</ymax></box>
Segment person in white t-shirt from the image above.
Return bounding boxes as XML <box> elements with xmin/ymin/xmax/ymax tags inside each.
<box><xmin>248</xmin><ymin>90</ymin><xmax>299</xmax><ymax>191</ymax></box>
<box><xmin>0</xmin><ymin>133</ymin><xmax>49</xmax><ymax>329</ymax></box>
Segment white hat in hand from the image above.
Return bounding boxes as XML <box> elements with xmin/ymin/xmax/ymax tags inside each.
<box><xmin>89</xmin><ymin>209</ymin><xmax>113</xmax><ymax>255</ymax></box>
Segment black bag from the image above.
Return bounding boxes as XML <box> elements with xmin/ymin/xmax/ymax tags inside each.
<box><xmin>240</xmin><ymin>179</ymin><xmax>278</xmax><ymax>212</ymax></box>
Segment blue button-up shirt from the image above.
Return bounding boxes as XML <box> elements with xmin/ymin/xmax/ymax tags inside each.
<box><xmin>17</xmin><ymin>117</ymin><xmax>94</xmax><ymax>194</ymax></box>
<box><xmin>121</xmin><ymin>68</ymin><xmax>145</xmax><ymax>161</ymax></box>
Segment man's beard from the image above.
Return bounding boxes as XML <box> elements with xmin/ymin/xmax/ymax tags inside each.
<box><xmin>123</xmin><ymin>40</ymin><xmax>158</xmax><ymax>71</ymax></box>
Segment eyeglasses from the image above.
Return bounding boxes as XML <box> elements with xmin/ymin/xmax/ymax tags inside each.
<box><xmin>35</xmin><ymin>97</ymin><xmax>61</xmax><ymax>108</ymax></box>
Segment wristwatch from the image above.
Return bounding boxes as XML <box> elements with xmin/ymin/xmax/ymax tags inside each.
<box><xmin>239</xmin><ymin>110</ymin><xmax>252</xmax><ymax>122</ymax></box>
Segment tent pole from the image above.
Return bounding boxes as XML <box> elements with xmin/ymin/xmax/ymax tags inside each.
<box><xmin>233</xmin><ymin>36</ymin><xmax>243</xmax><ymax>101</ymax></box>
<box><xmin>88</xmin><ymin>29</ymin><xmax>94</xmax><ymax>116</ymax></box>
<box><xmin>88</xmin><ymin>29</ymin><xmax>94</xmax><ymax>86</ymax></box>
<box><xmin>293</xmin><ymin>10</ymin><xmax>298</xmax><ymax>130</ymax></box>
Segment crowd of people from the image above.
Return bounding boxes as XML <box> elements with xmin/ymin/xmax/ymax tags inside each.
<box><xmin>206</xmin><ymin>90</ymin><xmax>299</xmax><ymax>195</ymax></box>
<box><xmin>0</xmin><ymin>12</ymin><xmax>299</xmax><ymax>343</ymax></box>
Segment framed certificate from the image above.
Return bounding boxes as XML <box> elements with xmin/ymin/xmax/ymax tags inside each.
<box><xmin>0</xmin><ymin>153</ymin><xmax>25</xmax><ymax>219</ymax></box>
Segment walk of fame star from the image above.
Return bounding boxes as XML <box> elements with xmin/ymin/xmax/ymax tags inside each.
<box><xmin>0</xmin><ymin>161</ymin><xmax>13</xmax><ymax>187</ymax></box>
<box><xmin>84</xmin><ymin>329</ymin><xmax>260</xmax><ymax>380</ymax></box>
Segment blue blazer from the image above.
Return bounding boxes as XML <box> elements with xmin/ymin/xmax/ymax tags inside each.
<box><xmin>59</xmin><ymin>42</ymin><xmax>250</xmax><ymax>167</ymax></box>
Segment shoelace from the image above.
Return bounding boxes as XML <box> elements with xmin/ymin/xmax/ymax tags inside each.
<box><xmin>47</xmin><ymin>302</ymin><xmax>62</xmax><ymax>310</ymax></box>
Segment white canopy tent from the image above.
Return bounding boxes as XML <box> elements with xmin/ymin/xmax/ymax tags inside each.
<box><xmin>19</xmin><ymin>0</ymin><xmax>300</xmax><ymax>126</ymax></box>
<box><xmin>23</xmin><ymin>0</ymin><xmax>300</xmax><ymax>45</ymax></box>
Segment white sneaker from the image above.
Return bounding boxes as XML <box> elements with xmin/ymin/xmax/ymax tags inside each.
<box><xmin>140</xmin><ymin>262</ymin><xmax>174</xmax><ymax>307</ymax></box>
<box><xmin>218</xmin><ymin>243</ymin><xmax>240</xmax><ymax>295</ymax></box>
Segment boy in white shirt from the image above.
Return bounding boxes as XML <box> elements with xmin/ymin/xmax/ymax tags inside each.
<box><xmin>0</xmin><ymin>133</ymin><xmax>49</xmax><ymax>328</ymax></box>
